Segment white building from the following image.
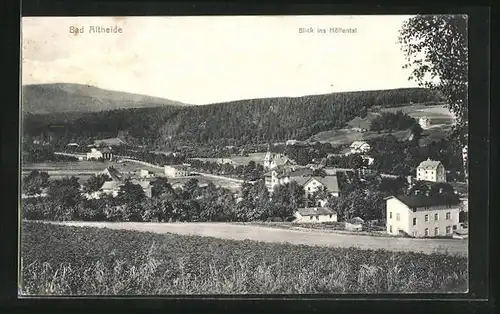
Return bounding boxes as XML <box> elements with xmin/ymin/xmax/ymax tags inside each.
<box><xmin>164</xmin><ymin>165</ymin><xmax>190</xmax><ymax>178</ymax></box>
<box><xmin>86</xmin><ymin>148</ymin><xmax>103</xmax><ymax>160</ymax></box>
<box><xmin>263</xmin><ymin>144</ymin><xmax>295</xmax><ymax>170</ymax></box>
<box><xmin>345</xmin><ymin>217</ymin><xmax>364</xmax><ymax>231</ymax></box>
<box><xmin>348</xmin><ymin>141</ymin><xmax>371</xmax><ymax>155</ymax></box>
<box><xmin>286</xmin><ymin>140</ymin><xmax>300</xmax><ymax>146</ymax></box>
<box><xmin>416</xmin><ymin>158</ymin><xmax>446</xmax><ymax>182</ymax></box>
<box><xmin>216</xmin><ymin>158</ymin><xmax>237</xmax><ymax>165</ymax></box>
<box><xmin>386</xmin><ymin>194</ymin><xmax>461</xmax><ymax>238</ymax></box>
<box><xmin>419</xmin><ymin>117</ymin><xmax>431</xmax><ymax>129</ymax></box>
<box><xmin>293</xmin><ymin>207</ymin><xmax>337</xmax><ymax>223</ymax></box>
<box><xmin>139</xmin><ymin>169</ymin><xmax>155</xmax><ymax>178</ymax></box>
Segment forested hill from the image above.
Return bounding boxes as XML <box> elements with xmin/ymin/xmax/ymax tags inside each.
<box><xmin>22</xmin><ymin>83</ymin><xmax>189</xmax><ymax>114</ymax></box>
<box><xmin>23</xmin><ymin>88</ymin><xmax>442</xmax><ymax>147</ymax></box>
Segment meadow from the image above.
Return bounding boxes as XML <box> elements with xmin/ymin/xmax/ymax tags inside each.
<box><xmin>20</xmin><ymin>221</ymin><xmax>468</xmax><ymax>295</ymax></box>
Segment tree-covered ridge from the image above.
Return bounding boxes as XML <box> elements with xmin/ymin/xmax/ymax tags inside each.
<box><xmin>23</xmin><ymin>88</ymin><xmax>441</xmax><ymax>147</ymax></box>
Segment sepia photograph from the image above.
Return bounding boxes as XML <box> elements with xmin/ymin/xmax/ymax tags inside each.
<box><xmin>19</xmin><ymin>15</ymin><xmax>469</xmax><ymax>296</ymax></box>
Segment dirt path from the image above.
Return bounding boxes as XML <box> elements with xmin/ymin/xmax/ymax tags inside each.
<box><xmin>47</xmin><ymin>221</ymin><xmax>468</xmax><ymax>257</ymax></box>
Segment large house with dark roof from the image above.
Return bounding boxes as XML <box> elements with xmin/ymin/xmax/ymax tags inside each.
<box><xmin>385</xmin><ymin>194</ymin><xmax>461</xmax><ymax>238</ymax></box>
<box><xmin>416</xmin><ymin>158</ymin><xmax>446</xmax><ymax>182</ymax></box>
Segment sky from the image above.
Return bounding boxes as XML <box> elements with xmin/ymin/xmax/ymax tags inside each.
<box><xmin>21</xmin><ymin>15</ymin><xmax>418</xmax><ymax>105</ymax></box>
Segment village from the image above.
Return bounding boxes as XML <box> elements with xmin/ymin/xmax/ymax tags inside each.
<box><xmin>23</xmin><ymin>111</ymin><xmax>469</xmax><ymax>241</ymax></box>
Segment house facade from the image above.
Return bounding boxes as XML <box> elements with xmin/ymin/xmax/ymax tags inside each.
<box><xmin>416</xmin><ymin>158</ymin><xmax>446</xmax><ymax>182</ymax></box>
<box><xmin>164</xmin><ymin>165</ymin><xmax>190</xmax><ymax>178</ymax></box>
<box><xmin>386</xmin><ymin>195</ymin><xmax>461</xmax><ymax>238</ymax></box>
<box><xmin>86</xmin><ymin>148</ymin><xmax>103</xmax><ymax>160</ymax></box>
<box><xmin>293</xmin><ymin>207</ymin><xmax>337</xmax><ymax>223</ymax></box>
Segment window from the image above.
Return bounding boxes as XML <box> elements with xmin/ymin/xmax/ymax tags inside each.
<box><xmin>446</xmin><ymin>212</ymin><xmax>451</xmax><ymax>220</ymax></box>
<box><xmin>389</xmin><ymin>212</ymin><xmax>392</xmax><ymax>219</ymax></box>
<box><xmin>434</xmin><ymin>213</ymin><xmax>439</xmax><ymax>221</ymax></box>
<box><xmin>434</xmin><ymin>227</ymin><xmax>439</xmax><ymax>236</ymax></box>
<box><xmin>412</xmin><ymin>218</ymin><xmax>417</xmax><ymax>226</ymax></box>
<box><xmin>316</xmin><ymin>215</ymin><xmax>319</xmax><ymax>220</ymax></box>
<box><xmin>453</xmin><ymin>225</ymin><xmax>457</xmax><ymax>230</ymax></box>
<box><xmin>329</xmin><ymin>214</ymin><xmax>332</xmax><ymax>218</ymax></box>
<box><xmin>446</xmin><ymin>226</ymin><xmax>451</xmax><ymax>234</ymax></box>
<box><xmin>308</xmin><ymin>187</ymin><xmax>311</xmax><ymax>191</ymax></box>
<box><xmin>310</xmin><ymin>216</ymin><xmax>313</xmax><ymax>220</ymax></box>
<box><xmin>424</xmin><ymin>228</ymin><xmax>429</xmax><ymax>236</ymax></box>
<box><xmin>389</xmin><ymin>225</ymin><xmax>392</xmax><ymax>233</ymax></box>
<box><xmin>412</xmin><ymin>231</ymin><xmax>417</xmax><ymax>237</ymax></box>
<box><xmin>396</xmin><ymin>213</ymin><xmax>400</xmax><ymax>221</ymax></box>
<box><xmin>425</xmin><ymin>214</ymin><xmax>429</xmax><ymax>222</ymax></box>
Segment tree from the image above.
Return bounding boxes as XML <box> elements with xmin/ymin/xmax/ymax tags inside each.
<box><xmin>83</xmin><ymin>174</ymin><xmax>111</xmax><ymax>194</ymax></box>
<box><xmin>23</xmin><ymin>170</ymin><xmax>50</xmax><ymax>196</ymax></box>
<box><xmin>398</xmin><ymin>15</ymin><xmax>468</xmax><ymax>146</ymax></box>
<box><xmin>46</xmin><ymin>176</ymin><xmax>82</xmax><ymax>208</ymax></box>
<box><xmin>117</xmin><ymin>179</ymin><xmax>146</xmax><ymax>205</ymax></box>
<box><xmin>151</xmin><ymin>177</ymin><xmax>173</xmax><ymax>197</ymax></box>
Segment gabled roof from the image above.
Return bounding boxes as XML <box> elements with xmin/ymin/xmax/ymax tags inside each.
<box><xmin>350</xmin><ymin>141</ymin><xmax>369</xmax><ymax>149</ymax></box>
<box><xmin>303</xmin><ymin>175</ymin><xmax>340</xmax><ymax>193</ymax></box>
<box><xmin>417</xmin><ymin>158</ymin><xmax>442</xmax><ymax>170</ymax></box>
<box><xmin>390</xmin><ymin>194</ymin><xmax>461</xmax><ymax>208</ymax></box>
<box><xmin>297</xmin><ymin>207</ymin><xmax>336</xmax><ymax>216</ymax></box>
<box><xmin>105</xmin><ymin>167</ymin><xmax>123</xmax><ymax>182</ymax></box>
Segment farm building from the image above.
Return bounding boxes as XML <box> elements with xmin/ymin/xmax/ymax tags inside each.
<box><xmin>293</xmin><ymin>207</ymin><xmax>337</xmax><ymax>223</ymax></box>
<box><xmin>345</xmin><ymin>217</ymin><xmax>364</xmax><ymax>231</ymax></box>
<box><xmin>416</xmin><ymin>158</ymin><xmax>446</xmax><ymax>182</ymax></box>
<box><xmin>385</xmin><ymin>194</ymin><xmax>461</xmax><ymax>238</ymax></box>
<box><xmin>164</xmin><ymin>165</ymin><xmax>191</xmax><ymax>178</ymax></box>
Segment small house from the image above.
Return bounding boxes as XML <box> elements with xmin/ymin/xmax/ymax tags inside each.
<box><xmin>349</xmin><ymin>141</ymin><xmax>370</xmax><ymax>155</ymax></box>
<box><xmin>293</xmin><ymin>207</ymin><xmax>337</xmax><ymax>223</ymax></box>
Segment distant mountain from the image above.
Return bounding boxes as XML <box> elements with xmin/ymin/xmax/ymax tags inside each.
<box><xmin>22</xmin><ymin>83</ymin><xmax>189</xmax><ymax>114</ymax></box>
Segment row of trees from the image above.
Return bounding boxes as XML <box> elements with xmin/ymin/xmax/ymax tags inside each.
<box><xmin>22</xmin><ymin>141</ymin><xmax>79</xmax><ymax>164</ymax></box>
<box><xmin>369</xmin><ymin>111</ymin><xmax>420</xmax><ymax>132</ymax></box>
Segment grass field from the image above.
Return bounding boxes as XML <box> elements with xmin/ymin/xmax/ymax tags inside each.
<box><xmin>20</xmin><ymin>221</ymin><xmax>467</xmax><ymax>295</ymax></box>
